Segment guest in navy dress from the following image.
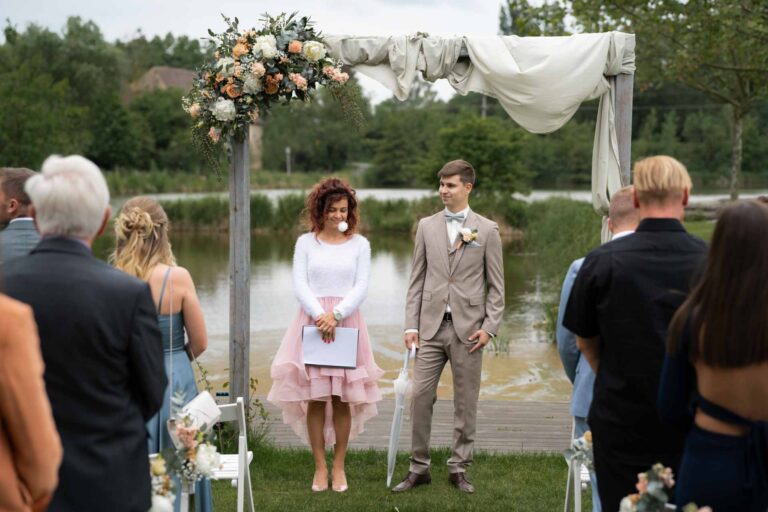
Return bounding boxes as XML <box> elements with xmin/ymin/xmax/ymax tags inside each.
<box><xmin>111</xmin><ymin>196</ymin><xmax>212</xmax><ymax>512</ymax></box>
<box><xmin>660</xmin><ymin>200</ymin><xmax>768</xmax><ymax>512</ymax></box>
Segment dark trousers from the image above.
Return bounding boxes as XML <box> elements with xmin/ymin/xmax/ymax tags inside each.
<box><xmin>591</xmin><ymin>419</ymin><xmax>683</xmax><ymax>512</ymax></box>
<box><xmin>675</xmin><ymin>425</ymin><xmax>768</xmax><ymax>512</ymax></box>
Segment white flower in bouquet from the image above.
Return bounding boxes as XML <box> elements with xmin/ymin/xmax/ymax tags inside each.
<box><xmin>243</xmin><ymin>74</ymin><xmax>263</xmax><ymax>94</ymax></box>
<box><xmin>619</xmin><ymin>495</ymin><xmax>638</xmax><ymax>512</ymax></box>
<box><xmin>212</xmin><ymin>98</ymin><xmax>236</xmax><ymax>122</ymax></box>
<box><xmin>337</xmin><ymin>221</ymin><xmax>349</xmax><ymax>233</ymax></box>
<box><xmin>150</xmin><ymin>494</ymin><xmax>175</xmax><ymax>512</ymax></box>
<box><xmin>194</xmin><ymin>443</ymin><xmax>221</xmax><ymax>477</ymax></box>
<box><xmin>253</xmin><ymin>34</ymin><xmax>278</xmax><ymax>59</ymax></box>
<box><xmin>302</xmin><ymin>40</ymin><xmax>326</xmax><ymax>61</ymax></box>
<box><xmin>216</xmin><ymin>57</ymin><xmax>236</xmax><ymax>77</ymax></box>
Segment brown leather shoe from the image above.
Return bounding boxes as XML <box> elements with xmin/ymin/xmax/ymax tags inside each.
<box><xmin>449</xmin><ymin>472</ymin><xmax>475</xmax><ymax>494</ymax></box>
<box><xmin>391</xmin><ymin>471</ymin><xmax>431</xmax><ymax>492</ymax></box>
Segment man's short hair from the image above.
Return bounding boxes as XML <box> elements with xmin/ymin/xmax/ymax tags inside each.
<box><xmin>437</xmin><ymin>160</ymin><xmax>476</xmax><ymax>185</ymax></box>
<box><xmin>609</xmin><ymin>186</ymin><xmax>639</xmax><ymax>228</ymax></box>
<box><xmin>25</xmin><ymin>155</ymin><xmax>110</xmax><ymax>239</ymax></box>
<box><xmin>633</xmin><ymin>156</ymin><xmax>692</xmax><ymax>204</ymax></box>
<box><xmin>0</xmin><ymin>167</ymin><xmax>35</xmax><ymax>206</ymax></box>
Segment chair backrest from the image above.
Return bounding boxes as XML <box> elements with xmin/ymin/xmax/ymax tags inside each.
<box><xmin>218</xmin><ymin>397</ymin><xmax>247</xmax><ymax>434</ymax></box>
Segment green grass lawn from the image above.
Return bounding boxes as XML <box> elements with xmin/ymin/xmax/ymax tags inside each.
<box><xmin>211</xmin><ymin>443</ymin><xmax>592</xmax><ymax>511</ymax></box>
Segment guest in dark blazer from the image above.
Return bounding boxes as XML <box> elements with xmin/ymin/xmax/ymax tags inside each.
<box><xmin>0</xmin><ymin>167</ymin><xmax>40</xmax><ymax>263</ymax></box>
<box><xmin>660</xmin><ymin>200</ymin><xmax>768</xmax><ymax>512</ymax></box>
<box><xmin>2</xmin><ymin>155</ymin><xmax>166</xmax><ymax>512</ymax></box>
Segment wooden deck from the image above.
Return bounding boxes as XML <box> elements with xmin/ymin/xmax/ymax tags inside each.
<box><xmin>261</xmin><ymin>399</ymin><xmax>572</xmax><ymax>453</ymax></box>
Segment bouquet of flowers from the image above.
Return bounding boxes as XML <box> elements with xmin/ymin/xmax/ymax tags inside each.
<box><xmin>619</xmin><ymin>463</ymin><xmax>711</xmax><ymax>512</ymax></box>
<box><xmin>183</xmin><ymin>12</ymin><xmax>355</xmax><ymax>145</ymax></box>
<box><xmin>149</xmin><ymin>455</ymin><xmax>175</xmax><ymax>512</ymax></box>
<box><xmin>163</xmin><ymin>413</ymin><xmax>222</xmax><ymax>484</ymax></box>
<box><xmin>563</xmin><ymin>430</ymin><xmax>594</xmax><ymax>470</ymax></box>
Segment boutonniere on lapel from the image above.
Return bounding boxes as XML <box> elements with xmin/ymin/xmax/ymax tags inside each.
<box><xmin>458</xmin><ymin>227</ymin><xmax>480</xmax><ymax>248</ymax></box>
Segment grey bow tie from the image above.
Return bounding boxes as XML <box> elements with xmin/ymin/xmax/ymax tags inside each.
<box><xmin>444</xmin><ymin>211</ymin><xmax>465</xmax><ymax>223</ymax></box>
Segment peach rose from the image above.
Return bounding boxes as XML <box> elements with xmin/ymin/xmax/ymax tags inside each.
<box><xmin>333</xmin><ymin>71</ymin><xmax>349</xmax><ymax>84</ymax></box>
<box><xmin>288</xmin><ymin>40</ymin><xmax>302</xmax><ymax>53</ymax></box>
<box><xmin>187</xmin><ymin>103</ymin><xmax>201</xmax><ymax>118</ymax></box>
<box><xmin>264</xmin><ymin>78</ymin><xmax>279</xmax><ymax>95</ymax></box>
<box><xmin>251</xmin><ymin>62</ymin><xmax>266</xmax><ymax>78</ymax></box>
<box><xmin>222</xmin><ymin>82</ymin><xmax>242</xmax><ymax>99</ymax></box>
<box><xmin>289</xmin><ymin>73</ymin><xmax>308</xmax><ymax>91</ymax></box>
<box><xmin>208</xmin><ymin>127</ymin><xmax>221</xmax><ymax>144</ymax></box>
<box><xmin>232</xmin><ymin>42</ymin><xmax>249</xmax><ymax>59</ymax></box>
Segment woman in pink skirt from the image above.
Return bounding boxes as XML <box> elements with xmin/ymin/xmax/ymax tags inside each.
<box><xmin>267</xmin><ymin>177</ymin><xmax>383</xmax><ymax>493</ymax></box>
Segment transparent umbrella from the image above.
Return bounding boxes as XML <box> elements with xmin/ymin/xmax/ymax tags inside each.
<box><xmin>386</xmin><ymin>345</ymin><xmax>416</xmax><ymax>487</ymax></box>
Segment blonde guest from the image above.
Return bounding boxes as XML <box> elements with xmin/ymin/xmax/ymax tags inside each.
<box><xmin>0</xmin><ymin>293</ymin><xmax>62</xmax><ymax>512</ymax></box>
<box><xmin>110</xmin><ymin>196</ymin><xmax>212</xmax><ymax>512</ymax></box>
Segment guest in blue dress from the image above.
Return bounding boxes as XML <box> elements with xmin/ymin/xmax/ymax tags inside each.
<box><xmin>660</xmin><ymin>200</ymin><xmax>768</xmax><ymax>512</ymax></box>
<box><xmin>111</xmin><ymin>196</ymin><xmax>212</xmax><ymax>512</ymax></box>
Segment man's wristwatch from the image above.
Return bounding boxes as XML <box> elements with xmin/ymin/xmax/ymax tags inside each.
<box><xmin>333</xmin><ymin>309</ymin><xmax>343</xmax><ymax>322</ymax></box>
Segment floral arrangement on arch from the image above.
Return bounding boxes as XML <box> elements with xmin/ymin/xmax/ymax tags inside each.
<box><xmin>619</xmin><ymin>463</ymin><xmax>711</xmax><ymax>512</ymax></box>
<box><xmin>183</xmin><ymin>13</ymin><xmax>353</xmax><ymax>145</ymax></box>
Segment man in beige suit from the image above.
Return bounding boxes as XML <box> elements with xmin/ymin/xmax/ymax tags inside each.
<box><xmin>393</xmin><ymin>160</ymin><xmax>505</xmax><ymax>494</ymax></box>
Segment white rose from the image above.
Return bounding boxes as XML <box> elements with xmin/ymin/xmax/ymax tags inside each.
<box><xmin>211</xmin><ymin>97</ymin><xmax>236</xmax><ymax>122</ymax></box>
<box><xmin>253</xmin><ymin>34</ymin><xmax>278</xmax><ymax>59</ymax></box>
<box><xmin>243</xmin><ymin>74</ymin><xmax>263</xmax><ymax>94</ymax></box>
<box><xmin>302</xmin><ymin>41</ymin><xmax>327</xmax><ymax>62</ymax></box>
<box><xmin>194</xmin><ymin>443</ymin><xmax>221</xmax><ymax>477</ymax></box>
<box><xmin>216</xmin><ymin>57</ymin><xmax>236</xmax><ymax>77</ymax></box>
<box><xmin>618</xmin><ymin>497</ymin><xmax>636</xmax><ymax>512</ymax></box>
<box><xmin>459</xmin><ymin>227</ymin><xmax>472</xmax><ymax>237</ymax></box>
<box><xmin>149</xmin><ymin>495</ymin><xmax>174</xmax><ymax>512</ymax></box>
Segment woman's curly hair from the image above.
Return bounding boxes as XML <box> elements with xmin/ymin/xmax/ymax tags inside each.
<box><xmin>305</xmin><ymin>177</ymin><xmax>359</xmax><ymax>235</ymax></box>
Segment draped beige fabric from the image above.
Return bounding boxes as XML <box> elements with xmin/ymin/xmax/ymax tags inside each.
<box><xmin>326</xmin><ymin>32</ymin><xmax>636</xmax><ymax>240</ymax></box>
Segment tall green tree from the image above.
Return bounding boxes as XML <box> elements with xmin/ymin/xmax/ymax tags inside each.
<box><xmin>430</xmin><ymin>116</ymin><xmax>532</xmax><ymax>194</ymax></box>
<box><xmin>499</xmin><ymin>0</ymin><xmax>570</xmax><ymax>36</ymax></box>
<box><xmin>571</xmin><ymin>0</ymin><xmax>768</xmax><ymax>199</ymax></box>
<box><xmin>0</xmin><ymin>62</ymin><xmax>90</xmax><ymax>167</ymax></box>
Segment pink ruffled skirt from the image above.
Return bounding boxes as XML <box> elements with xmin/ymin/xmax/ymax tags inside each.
<box><xmin>267</xmin><ymin>297</ymin><xmax>383</xmax><ymax>445</ymax></box>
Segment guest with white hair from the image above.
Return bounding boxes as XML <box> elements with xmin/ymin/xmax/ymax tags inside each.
<box><xmin>2</xmin><ymin>155</ymin><xmax>166</xmax><ymax>512</ymax></box>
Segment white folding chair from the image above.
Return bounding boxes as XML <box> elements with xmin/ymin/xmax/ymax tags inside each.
<box><xmin>563</xmin><ymin>419</ymin><xmax>592</xmax><ymax>512</ymax></box>
<box><xmin>210</xmin><ymin>397</ymin><xmax>255</xmax><ymax>512</ymax></box>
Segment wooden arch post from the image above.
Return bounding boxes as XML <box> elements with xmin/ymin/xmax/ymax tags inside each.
<box><xmin>229</xmin><ymin>129</ymin><xmax>251</xmax><ymax>406</ymax></box>
<box><xmin>614</xmin><ymin>73</ymin><xmax>634</xmax><ymax>186</ymax></box>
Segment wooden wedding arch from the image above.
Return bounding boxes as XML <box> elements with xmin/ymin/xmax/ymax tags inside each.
<box><xmin>224</xmin><ymin>33</ymin><xmax>636</xmax><ymax>406</ymax></box>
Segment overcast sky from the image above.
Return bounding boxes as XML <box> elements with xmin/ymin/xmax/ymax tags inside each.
<box><xmin>2</xmin><ymin>0</ymin><xmax>505</xmax><ymax>103</ymax></box>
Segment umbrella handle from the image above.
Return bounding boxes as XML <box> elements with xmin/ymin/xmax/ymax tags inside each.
<box><xmin>402</xmin><ymin>345</ymin><xmax>417</xmax><ymax>372</ymax></box>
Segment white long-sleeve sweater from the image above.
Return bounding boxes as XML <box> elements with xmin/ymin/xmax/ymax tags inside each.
<box><xmin>292</xmin><ymin>232</ymin><xmax>371</xmax><ymax>320</ymax></box>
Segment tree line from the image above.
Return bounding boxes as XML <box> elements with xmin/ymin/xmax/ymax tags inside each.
<box><xmin>1</xmin><ymin>8</ymin><xmax>767</xmax><ymax>194</ymax></box>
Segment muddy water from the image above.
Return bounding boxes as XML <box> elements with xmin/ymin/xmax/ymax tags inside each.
<box><xmin>96</xmin><ymin>232</ymin><xmax>572</xmax><ymax>401</ymax></box>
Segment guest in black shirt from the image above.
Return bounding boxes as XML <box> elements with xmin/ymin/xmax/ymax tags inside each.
<box><xmin>563</xmin><ymin>155</ymin><xmax>707</xmax><ymax>511</ymax></box>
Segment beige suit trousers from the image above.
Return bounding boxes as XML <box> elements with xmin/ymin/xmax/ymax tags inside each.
<box><xmin>409</xmin><ymin>318</ymin><xmax>483</xmax><ymax>474</ymax></box>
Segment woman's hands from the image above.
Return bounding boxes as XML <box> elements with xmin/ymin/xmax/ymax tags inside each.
<box><xmin>315</xmin><ymin>311</ymin><xmax>338</xmax><ymax>342</ymax></box>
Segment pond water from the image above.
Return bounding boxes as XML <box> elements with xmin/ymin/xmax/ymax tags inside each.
<box><xmin>94</xmin><ymin>231</ymin><xmax>572</xmax><ymax>402</ymax></box>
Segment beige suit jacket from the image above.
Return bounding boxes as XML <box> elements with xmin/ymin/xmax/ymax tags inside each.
<box><xmin>405</xmin><ymin>210</ymin><xmax>505</xmax><ymax>343</ymax></box>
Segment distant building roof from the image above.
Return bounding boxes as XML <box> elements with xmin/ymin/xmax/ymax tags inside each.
<box><xmin>124</xmin><ymin>66</ymin><xmax>196</xmax><ymax>102</ymax></box>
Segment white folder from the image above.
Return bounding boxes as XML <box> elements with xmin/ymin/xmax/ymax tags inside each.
<box><xmin>302</xmin><ymin>326</ymin><xmax>359</xmax><ymax>369</ymax></box>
